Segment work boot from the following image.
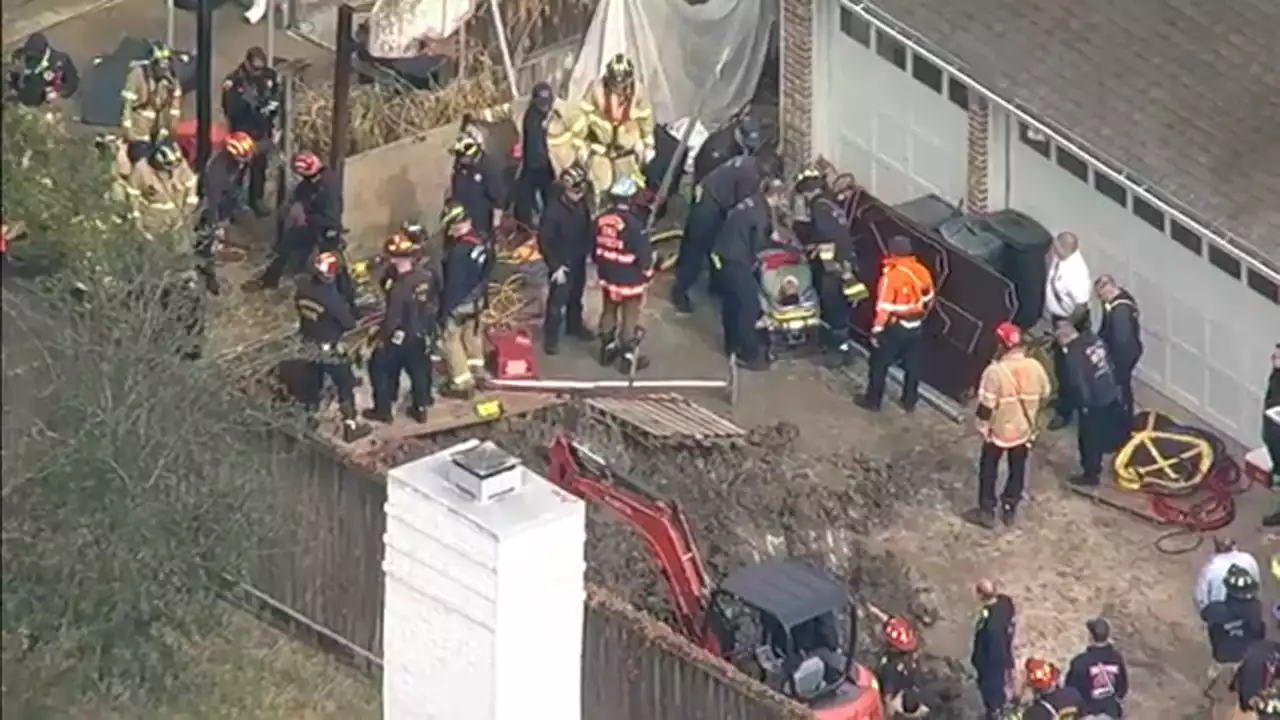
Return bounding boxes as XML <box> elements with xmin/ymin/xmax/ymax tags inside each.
<box><xmin>598</xmin><ymin>337</ymin><xmax>620</xmax><ymax>367</ymax></box>
<box><xmin>616</xmin><ymin>349</ymin><xmax>651</xmax><ymax>374</ymax></box>
<box><xmin>439</xmin><ymin>383</ymin><xmax>475</xmax><ymax>400</ymax></box>
<box><xmin>900</xmin><ymin>400</ymin><xmax>918</xmax><ymax>414</ymax></box>
<box><xmin>543</xmin><ymin>334</ymin><xmax>561</xmax><ymax>355</ymax></box>
<box><xmin>736</xmin><ymin>356</ymin><xmax>770</xmax><ymax>372</ymax></box>
<box><xmin>671</xmin><ymin>290</ymin><xmax>694</xmax><ymax>314</ymax></box>
<box><xmin>1263</xmin><ymin>511</ymin><xmax>1280</xmax><ymax>528</ymax></box>
<box><xmin>342</xmin><ymin>419</ymin><xmax>372</xmax><ymax>443</ymax></box>
<box><xmin>1000</xmin><ymin>503</ymin><xmax>1017</xmax><ymax>527</ymax></box>
<box><xmin>854</xmin><ymin>394</ymin><xmax>881</xmax><ymax>412</ymax></box>
<box><xmin>362</xmin><ymin>407</ymin><xmax>393</xmax><ymax>424</ymax></box>
<box><xmin>1068</xmin><ymin>474</ymin><xmax>1101</xmax><ymax>487</ymax></box>
<box><xmin>406</xmin><ymin>405</ymin><xmax>428</xmax><ymax>423</ymax></box>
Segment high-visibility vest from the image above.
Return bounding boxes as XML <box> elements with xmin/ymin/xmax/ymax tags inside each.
<box><xmin>872</xmin><ymin>256</ymin><xmax>936</xmax><ymax>332</ymax></box>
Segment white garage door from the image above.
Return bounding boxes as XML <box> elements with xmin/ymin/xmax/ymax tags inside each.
<box><xmin>813</xmin><ymin>0</ymin><xmax>971</xmax><ymax>205</ymax></box>
<box><xmin>1006</xmin><ymin>121</ymin><xmax>1280</xmax><ymax>447</ymax></box>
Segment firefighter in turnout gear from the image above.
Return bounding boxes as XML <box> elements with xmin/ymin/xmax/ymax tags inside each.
<box><xmin>1202</xmin><ymin>564</ymin><xmax>1267</xmax><ymax>718</ymax></box>
<box><xmin>1012</xmin><ymin>658</ymin><xmax>1083</xmax><ymax>720</ymax></box>
<box><xmin>858</xmin><ymin>234</ymin><xmax>936</xmax><ymax>413</ymax></box>
<box><xmin>200</xmin><ymin>131</ymin><xmax>255</xmax><ymax>228</ymax></box>
<box><xmin>1236</xmin><ymin>619</ymin><xmax>1280</xmax><ymax>720</ymax></box>
<box><xmin>593</xmin><ymin>175</ymin><xmax>653</xmax><ymax>372</ymax></box>
<box><xmin>450</xmin><ymin>132</ymin><xmax>507</xmax><ymax>238</ymax></box>
<box><xmin>438</xmin><ymin>202</ymin><xmax>490</xmax><ymax>398</ymax></box>
<box><xmin>127</xmin><ymin>136</ymin><xmax>199</xmax><ymax>239</ymax></box>
<box><xmin>294</xmin><ymin>252</ymin><xmax>370</xmax><ymax>443</ymax></box>
<box><xmin>793</xmin><ymin>166</ymin><xmax>867</xmax><ymax>359</ymax></box>
<box><xmin>539</xmin><ymin>165</ymin><xmax>595</xmax><ymax>354</ymax></box>
<box><xmin>671</xmin><ymin>154</ymin><xmax>767</xmax><ymax>312</ymax></box>
<box><xmin>877</xmin><ymin>616</ymin><xmax>928</xmax><ymax>718</ymax></box>
<box><xmin>572</xmin><ymin>53</ymin><xmax>655</xmax><ymax>205</ymax></box>
<box><xmin>221</xmin><ymin>46</ymin><xmax>281</xmax><ymax>216</ymax></box>
<box><xmin>364</xmin><ymin>233</ymin><xmax>437</xmax><ymax>424</ymax></box>
<box><xmin>8</xmin><ymin>33</ymin><xmax>79</xmax><ymax>108</ymax></box>
<box><xmin>120</xmin><ymin>42</ymin><xmax>182</xmax><ymax>154</ymax></box>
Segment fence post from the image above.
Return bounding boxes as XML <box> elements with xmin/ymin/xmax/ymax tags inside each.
<box><xmin>329</xmin><ymin>4</ymin><xmax>354</xmax><ymax>182</ymax></box>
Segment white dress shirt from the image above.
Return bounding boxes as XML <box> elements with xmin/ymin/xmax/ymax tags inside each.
<box><xmin>1044</xmin><ymin>251</ymin><xmax>1092</xmax><ymax>319</ymax></box>
<box><xmin>1195</xmin><ymin>549</ymin><xmax>1261</xmax><ymax>611</ymax></box>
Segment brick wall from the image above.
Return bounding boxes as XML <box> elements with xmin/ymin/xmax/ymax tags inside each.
<box><xmin>779</xmin><ymin>0</ymin><xmax>813</xmax><ymax>174</ymax></box>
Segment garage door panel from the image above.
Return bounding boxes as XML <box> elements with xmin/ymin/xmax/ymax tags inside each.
<box><xmin>1136</xmin><ymin>331</ymin><xmax>1169</xmax><ymax>387</ymax></box>
<box><xmin>1166</xmin><ymin>295</ymin><xmax>1207</xmax><ymax>359</ymax></box>
<box><xmin>872</xmin><ymin>158</ymin><xmax>914</xmax><ymax>205</ymax></box>
<box><xmin>874</xmin><ymin>113</ymin><xmax>911</xmax><ymax>169</ymax></box>
<box><xmin>836</xmin><ymin>133</ymin><xmax>874</xmax><ymax>188</ymax></box>
<box><xmin>1166</xmin><ymin>339</ymin><xmax>1206</xmax><ymax>408</ymax></box>
<box><xmin>1205</xmin><ymin>321</ymin><xmax>1248</xmax><ymax>379</ymax></box>
<box><xmin>1204</xmin><ymin>366</ymin><xmax>1246</xmax><ymax>436</ymax></box>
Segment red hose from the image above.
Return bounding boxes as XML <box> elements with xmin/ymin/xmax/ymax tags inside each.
<box><xmin>1147</xmin><ymin>456</ymin><xmax>1267</xmax><ymax>553</ymax></box>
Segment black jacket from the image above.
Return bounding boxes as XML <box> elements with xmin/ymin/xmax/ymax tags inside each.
<box><xmin>221</xmin><ymin>64</ymin><xmax>281</xmax><ymax>140</ymax></box>
<box><xmin>440</xmin><ymin>233</ymin><xmax>488</xmax><ymax>315</ymax></box>
<box><xmin>1098</xmin><ymin>290</ymin><xmax>1143</xmax><ymax>372</ymax></box>
<box><xmin>1236</xmin><ymin>639</ymin><xmax>1280</xmax><ymax>714</ymax></box>
<box><xmin>1023</xmin><ymin>687</ymin><xmax>1085</xmax><ymax>720</ymax></box>
<box><xmin>692</xmin><ymin>125</ymin><xmax>743</xmax><ymax>186</ymax></box>
<box><xmin>380</xmin><ymin>266</ymin><xmax>436</xmax><ymax>345</ymax></box>
<box><xmin>295</xmin><ymin>277</ymin><xmax>355</xmax><ymax>345</ymax></box>
<box><xmin>1266</xmin><ymin>367</ymin><xmax>1279</xmax><ymax>412</ymax></box>
<box><xmin>698</xmin><ymin>155</ymin><xmax>763</xmax><ymax>212</ymax></box>
<box><xmin>1066</xmin><ymin>643</ymin><xmax>1129</xmax><ymax>717</ymax></box>
<box><xmin>200</xmin><ymin>151</ymin><xmax>249</xmax><ymax>226</ymax></box>
<box><xmin>807</xmin><ymin>194</ymin><xmax>857</xmax><ymax>265</ymax></box>
<box><xmin>713</xmin><ymin>195</ymin><xmax>774</xmax><ymax>267</ymax></box>
<box><xmin>8</xmin><ymin>47</ymin><xmax>79</xmax><ymax>106</ymax></box>
<box><xmin>971</xmin><ymin>594</ymin><xmax>1016</xmax><ymax>675</ymax></box>
<box><xmin>1202</xmin><ymin>596</ymin><xmax>1266</xmax><ymax>663</ymax></box>
<box><xmin>291</xmin><ymin>169</ymin><xmax>343</xmax><ymax>236</ymax></box>
<box><xmin>451</xmin><ymin>155</ymin><xmax>507</xmax><ymax>236</ymax></box>
<box><xmin>1063</xmin><ymin>331</ymin><xmax>1120</xmax><ymax>409</ymax></box>
<box><xmin>538</xmin><ymin>188</ymin><xmax>593</xmax><ymax>270</ymax></box>
<box><xmin>519</xmin><ymin>104</ymin><xmax>551</xmax><ymax>171</ymax></box>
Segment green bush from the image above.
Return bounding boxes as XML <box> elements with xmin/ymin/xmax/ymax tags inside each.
<box><xmin>2</xmin><ymin>106</ymin><xmax>303</xmax><ymax>715</ymax></box>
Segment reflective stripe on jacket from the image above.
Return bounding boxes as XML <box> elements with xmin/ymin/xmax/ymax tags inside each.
<box><xmin>977</xmin><ymin>352</ymin><xmax>1052</xmax><ymax>447</ymax></box>
<box><xmin>873</xmin><ymin>256</ymin><xmax>936</xmax><ymax>332</ymax></box>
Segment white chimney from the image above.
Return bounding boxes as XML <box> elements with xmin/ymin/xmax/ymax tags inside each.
<box><xmin>382</xmin><ymin>439</ymin><xmax>586</xmax><ymax>720</ymax></box>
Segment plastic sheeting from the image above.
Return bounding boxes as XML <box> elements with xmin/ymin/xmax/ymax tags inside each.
<box><xmin>367</xmin><ymin>0</ymin><xmax>476</xmax><ymax>57</ymax></box>
<box><xmin>568</xmin><ymin>0</ymin><xmax>776</xmax><ymax>128</ymax></box>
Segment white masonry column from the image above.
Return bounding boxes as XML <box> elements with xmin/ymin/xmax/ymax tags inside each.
<box><xmin>382</xmin><ymin>439</ymin><xmax>586</xmax><ymax>720</ymax></box>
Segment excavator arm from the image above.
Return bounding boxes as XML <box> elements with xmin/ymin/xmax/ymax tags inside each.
<box><xmin>546</xmin><ymin>435</ymin><xmax>720</xmax><ymax>655</ymax></box>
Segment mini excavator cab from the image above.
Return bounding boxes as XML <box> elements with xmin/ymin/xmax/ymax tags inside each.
<box><xmin>545</xmin><ymin>436</ymin><xmax>883</xmax><ymax>720</ymax></box>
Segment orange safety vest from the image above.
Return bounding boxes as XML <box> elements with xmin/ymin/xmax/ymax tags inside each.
<box><xmin>872</xmin><ymin>256</ymin><xmax>936</xmax><ymax>332</ymax></box>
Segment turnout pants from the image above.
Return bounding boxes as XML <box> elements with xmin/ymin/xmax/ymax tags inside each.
<box><xmin>719</xmin><ymin>260</ymin><xmax>763</xmax><ymax>362</ymax></box>
<box><xmin>865</xmin><ymin>324</ymin><xmax>924</xmax><ymax>410</ymax></box>
<box><xmin>811</xmin><ymin>259</ymin><xmax>849</xmax><ymax>347</ymax></box>
<box><xmin>598</xmin><ymin>294</ymin><xmax>643</xmax><ymax>346</ymax></box>
<box><xmin>302</xmin><ymin>357</ymin><xmax>358</xmax><ymax>421</ymax></box>
<box><xmin>978</xmin><ymin>442</ymin><xmax>1030</xmax><ymax>513</ymax></box>
<box><xmin>513</xmin><ymin>164</ymin><xmax>555</xmax><ymax>228</ymax></box>
<box><xmin>261</xmin><ymin>224</ymin><xmax>315</xmax><ymax>287</ymax></box>
<box><xmin>441</xmin><ymin>307</ymin><xmax>485</xmax><ymax>390</ymax></box>
<box><xmin>368</xmin><ymin>335</ymin><xmax>432</xmax><ymax>413</ymax></box>
<box><xmin>543</xmin><ymin>256</ymin><xmax>588</xmax><ymax>349</ymax></box>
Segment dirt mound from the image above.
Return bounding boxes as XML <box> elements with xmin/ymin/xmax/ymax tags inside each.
<box><xmin>388</xmin><ymin>406</ymin><xmax>977</xmax><ymax>716</ymax></box>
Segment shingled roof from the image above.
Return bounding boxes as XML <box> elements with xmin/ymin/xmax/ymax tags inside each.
<box><xmin>864</xmin><ymin>0</ymin><xmax>1280</xmax><ymax>267</ymax></box>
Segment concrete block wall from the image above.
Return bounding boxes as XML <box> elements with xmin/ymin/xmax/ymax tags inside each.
<box><xmin>382</xmin><ymin>440</ymin><xmax>586</xmax><ymax>720</ymax></box>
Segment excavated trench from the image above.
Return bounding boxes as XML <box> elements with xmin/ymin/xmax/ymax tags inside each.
<box><xmin>383</xmin><ymin>406</ymin><xmax>977</xmax><ymax>717</ymax></box>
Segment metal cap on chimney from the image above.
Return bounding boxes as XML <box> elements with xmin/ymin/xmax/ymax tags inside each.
<box><xmin>447</xmin><ymin>441</ymin><xmax>525</xmax><ymax>504</ymax></box>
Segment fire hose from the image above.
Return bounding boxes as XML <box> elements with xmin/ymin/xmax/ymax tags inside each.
<box><xmin>1110</xmin><ymin>409</ymin><xmax>1266</xmax><ymax>554</ymax></box>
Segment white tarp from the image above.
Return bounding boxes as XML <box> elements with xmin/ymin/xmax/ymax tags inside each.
<box><xmin>367</xmin><ymin>0</ymin><xmax>476</xmax><ymax>57</ymax></box>
<box><xmin>567</xmin><ymin>0</ymin><xmax>776</xmax><ymax>128</ymax></box>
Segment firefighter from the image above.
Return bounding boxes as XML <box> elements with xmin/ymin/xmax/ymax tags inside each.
<box><xmin>1016</xmin><ymin>658</ymin><xmax>1083</xmax><ymax>720</ymax></box>
<box><xmin>572</xmin><ymin>53</ymin><xmax>655</xmax><ymax>205</ymax></box>
<box><xmin>670</xmin><ymin>153</ymin><xmax>766</xmax><ymax>313</ymax></box>
<box><xmin>539</xmin><ymin>165</ymin><xmax>595</xmax><ymax>354</ymax></box>
<box><xmin>1235</xmin><ymin>616</ymin><xmax>1280</xmax><ymax>720</ymax></box>
<box><xmin>1202</xmin><ymin>565</ymin><xmax>1267</xmax><ymax>715</ymax></box>
<box><xmin>120</xmin><ymin>42</ymin><xmax>183</xmax><ymax>159</ymax></box>
<box><xmin>127</xmin><ymin>136</ymin><xmax>199</xmax><ymax>239</ymax></box>
<box><xmin>711</xmin><ymin>178</ymin><xmax>788</xmax><ymax>371</ymax></box>
<box><xmin>1094</xmin><ymin>274</ymin><xmax>1142</xmax><ymax>422</ymax></box>
<box><xmin>364</xmin><ymin>232</ymin><xmax>436</xmax><ymax>424</ymax></box>
<box><xmin>450</xmin><ymin>131</ymin><xmax>507</xmax><ymax>238</ymax></box>
<box><xmin>259</xmin><ymin>152</ymin><xmax>353</xmax><ymax>310</ymax></box>
<box><xmin>514</xmin><ymin>82</ymin><xmax>579</xmax><ymax>227</ymax></box>
<box><xmin>877</xmin><ymin>616</ymin><xmax>928</xmax><ymax>718</ymax></box>
<box><xmin>593</xmin><ymin>175</ymin><xmax>653</xmax><ymax>372</ymax></box>
<box><xmin>792</xmin><ymin>166</ymin><xmax>865</xmax><ymax>359</ymax></box>
<box><xmin>7</xmin><ymin>33</ymin><xmax>79</xmax><ymax>108</ymax></box>
<box><xmin>972</xmin><ymin>579</ymin><xmax>1016</xmax><ymax>720</ymax></box>
<box><xmin>971</xmin><ymin>322</ymin><xmax>1051</xmax><ymax>529</ymax></box>
<box><xmin>1054</xmin><ymin>322</ymin><xmax>1127</xmax><ymax>487</ymax></box>
<box><xmin>692</xmin><ymin>113</ymin><xmax>763</xmax><ymax>186</ymax></box>
<box><xmin>437</xmin><ymin>202</ymin><xmax>490</xmax><ymax>398</ymax></box>
<box><xmin>1265</xmin><ymin>346</ymin><xmax>1280</xmax><ymax>527</ymax></box>
<box><xmin>199</xmin><ymin>130</ymin><xmax>255</xmax><ymax>229</ymax></box>
<box><xmin>221</xmin><ymin>46</ymin><xmax>281</xmax><ymax>216</ymax></box>
<box><xmin>1065</xmin><ymin>617</ymin><xmax>1128</xmax><ymax>719</ymax></box>
<box><xmin>294</xmin><ymin>252</ymin><xmax>370</xmax><ymax>443</ymax></box>
<box><xmin>857</xmin><ymin>234</ymin><xmax>936</xmax><ymax>413</ymax></box>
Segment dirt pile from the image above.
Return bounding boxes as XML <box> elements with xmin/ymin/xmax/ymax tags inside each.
<box><xmin>387</xmin><ymin>406</ymin><xmax>976</xmax><ymax>716</ymax></box>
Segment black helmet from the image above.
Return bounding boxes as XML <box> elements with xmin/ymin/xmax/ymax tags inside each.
<box><xmin>440</xmin><ymin>200</ymin><xmax>469</xmax><ymax>231</ymax></box>
<box><xmin>1224</xmin><ymin>564</ymin><xmax>1259</xmax><ymax>598</ymax></box>
<box><xmin>793</xmin><ymin>166</ymin><xmax>824</xmax><ymax>196</ymax></box>
<box><xmin>530</xmin><ymin>81</ymin><xmax>554</xmax><ymax>111</ymax></box>
<box><xmin>559</xmin><ymin>165</ymin><xmax>588</xmax><ymax>190</ymax></box>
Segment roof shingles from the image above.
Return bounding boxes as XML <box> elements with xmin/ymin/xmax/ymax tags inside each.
<box><xmin>865</xmin><ymin>0</ymin><xmax>1280</xmax><ymax>266</ymax></box>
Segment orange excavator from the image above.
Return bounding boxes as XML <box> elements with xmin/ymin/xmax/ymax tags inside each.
<box><xmin>546</xmin><ymin>436</ymin><xmax>885</xmax><ymax>720</ymax></box>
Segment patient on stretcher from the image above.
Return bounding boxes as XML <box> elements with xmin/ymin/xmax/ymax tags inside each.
<box><xmin>777</xmin><ymin>275</ymin><xmax>802</xmax><ymax>307</ymax></box>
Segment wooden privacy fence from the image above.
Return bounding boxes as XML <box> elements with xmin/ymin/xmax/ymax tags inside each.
<box><xmin>243</xmin><ymin>430</ymin><xmax>811</xmax><ymax>718</ymax></box>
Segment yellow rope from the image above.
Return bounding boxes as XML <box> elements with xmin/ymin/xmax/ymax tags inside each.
<box><xmin>1111</xmin><ymin>410</ymin><xmax>1215</xmax><ymax>492</ymax></box>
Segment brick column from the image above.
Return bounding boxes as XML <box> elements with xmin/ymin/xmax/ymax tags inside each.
<box><xmin>779</xmin><ymin>0</ymin><xmax>814</xmax><ymax>175</ymax></box>
<box><xmin>965</xmin><ymin>96</ymin><xmax>991</xmax><ymax>213</ymax></box>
